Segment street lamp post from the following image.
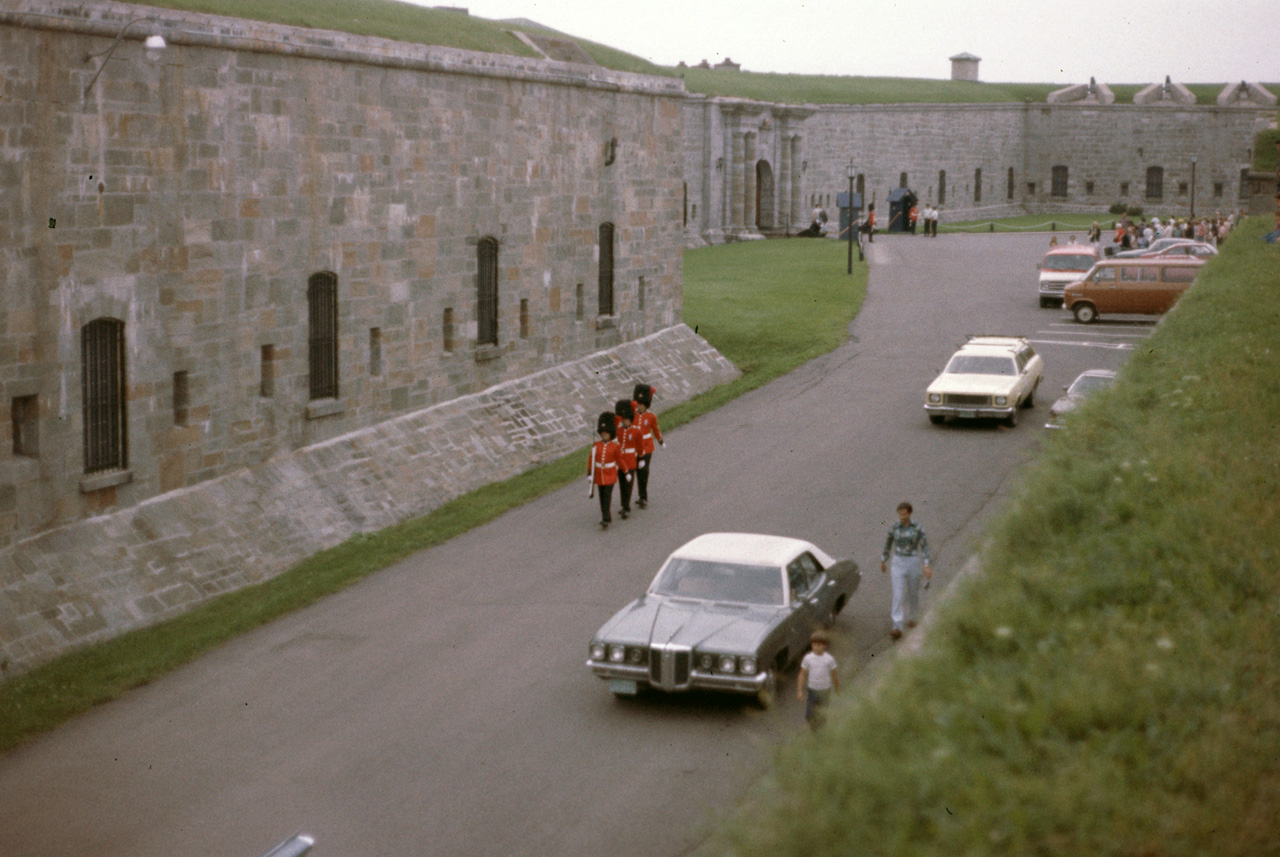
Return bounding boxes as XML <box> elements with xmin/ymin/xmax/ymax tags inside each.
<box><xmin>846</xmin><ymin>161</ymin><xmax>857</xmax><ymax>273</ymax></box>
<box><xmin>1189</xmin><ymin>155</ymin><xmax>1197</xmax><ymax>219</ymax></box>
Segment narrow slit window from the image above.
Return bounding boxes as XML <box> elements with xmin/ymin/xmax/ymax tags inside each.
<box><xmin>82</xmin><ymin>317</ymin><xmax>127</xmax><ymax>473</ymax></box>
<box><xmin>307</xmin><ymin>272</ymin><xmax>339</xmax><ymax>401</ymax></box>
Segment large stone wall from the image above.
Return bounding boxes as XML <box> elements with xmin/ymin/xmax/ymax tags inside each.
<box><xmin>686</xmin><ymin>94</ymin><xmax>1273</xmax><ymax>242</ymax></box>
<box><xmin>0</xmin><ymin>323</ymin><xmax>738</xmax><ymax>677</ymax></box>
<box><xmin>0</xmin><ymin>1</ymin><xmax>686</xmax><ymax>549</ymax></box>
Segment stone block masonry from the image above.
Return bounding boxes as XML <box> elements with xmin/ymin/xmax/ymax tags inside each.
<box><xmin>0</xmin><ymin>324</ymin><xmax>738</xmax><ymax>678</ymax></box>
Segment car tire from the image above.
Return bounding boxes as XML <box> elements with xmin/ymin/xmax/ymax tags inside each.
<box><xmin>755</xmin><ymin>669</ymin><xmax>778</xmax><ymax>710</ymax></box>
<box><xmin>1073</xmin><ymin>302</ymin><xmax>1098</xmax><ymax>324</ymax></box>
<box><xmin>1039</xmin><ymin>296</ymin><xmax>1052</xmax><ymax>308</ymax></box>
<box><xmin>1023</xmin><ymin>381</ymin><xmax>1038</xmax><ymax>408</ymax></box>
<box><xmin>1005</xmin><ymin>407</ymin><xmax>1019</xmax><ymax>428</ymax></box>
<box><xmin>928</xmin><ymin>414</ymin><xmax>945</xmax><ymax>425</ymax></box>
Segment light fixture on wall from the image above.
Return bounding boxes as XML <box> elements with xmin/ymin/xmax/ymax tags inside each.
<box><xmin>83</xmin><ymin>18</ymin><xmax>167</xmax><ymax>99</ymax></box>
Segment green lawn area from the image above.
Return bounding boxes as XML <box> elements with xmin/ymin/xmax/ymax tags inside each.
<box><xmin>710</xmin><ymin>217</ymin><xmax>1280</xmax><ymax>856</ymax></box>
<box><xmin>0</xmin><ymin>238</ymin><xmax>865</xmax><ymax>752</ymax></box>
<box><xmin>940</xmin><ymin>212</ymin><xmax>1116</xmax><ymax>234</ymax></box>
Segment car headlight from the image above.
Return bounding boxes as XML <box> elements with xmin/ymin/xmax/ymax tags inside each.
<box><xmin>994</xmin><ymin>396</ymin><xmax>1008</xmax><ymax>406</ymax></box>
<box><xmin>740</xmin><ymin>656</ymin><xmax>758</xmax><ymax>675</ymax></box>
<box><xmin>628</xmin><ymin>647</ymin><xmax>644</xmax><ymax>664</ymax></box>
<box><xmin>590</xmin><ymin>642</ymin><xmax>607</xmax><ymax>661</ymax></box>
<box><xmin>609</xmin><ymin>645</ymin><xmax>626</xmax><ymax>663</ymax></box>
<box><xmin>698</xmin><ymin>653</ymin><xmax>714</xmax><ymax>671</ymax></box>
<box><xmin>927</xmin><ymin>393</ymin><xmax>941</xmax><ymax>404</ymax></box>
<box><xmin>718</xmin><ymin>655</ymin><xmax>737</xmax><ymax>674</ymax></box>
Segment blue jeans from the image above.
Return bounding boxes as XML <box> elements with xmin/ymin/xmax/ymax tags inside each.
<box><xmin>890</xmin><ymin>553</ymin><xmax>925</xmax><ymax>631</ymax></box>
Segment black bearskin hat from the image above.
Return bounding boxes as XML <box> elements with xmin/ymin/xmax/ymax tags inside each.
<box><xmin>614</xmin><ymin>399</ymin><xmax>634</xmax><ymax>421</ymax></box>
<box><xmin>632</xmin><ymin>383</ymin><xmax>654</xmax><ymax>408</ymax></box>
<box><xmin>595</xmin><ymin>411</ymin><xmax>616</xmax><ymax>437</ymax></box>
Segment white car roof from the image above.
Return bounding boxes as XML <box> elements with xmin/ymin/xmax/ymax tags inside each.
<box><xmin>964</xmin><ymin>335</ymin><xmax>1028</xmax><ymax>349</ymax></box>
<box><xmin>667</xmin><ymin>532</ymin><xmax>820</xmax><ymax>567</ymax></box>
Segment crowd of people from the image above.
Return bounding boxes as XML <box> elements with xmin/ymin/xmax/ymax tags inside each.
<box><xmin>1094</xmin><ymin>211</ymin><xmax>1240</xmax><ymax>251</ymax></box>
<box><xmin>587</xmin><ymin>383</ymin><xmax>663</xmax><ymax>529</ymax></box>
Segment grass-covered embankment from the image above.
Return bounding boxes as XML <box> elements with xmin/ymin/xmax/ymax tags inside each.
<box><xmin>0</xmin><ymin>239</ymin><xmax>865</xmax><ymax>752</ymax></box>
<box><xmin>715</xmin><ymin>218</ymin><xmax>1280</xmax><ymax>855</ymax></box>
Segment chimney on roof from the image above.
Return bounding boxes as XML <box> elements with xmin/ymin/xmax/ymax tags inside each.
<box><xmin>949</xmin><ymin>52</ymin><xmax>981</xmax><ymax>82</ymax></box>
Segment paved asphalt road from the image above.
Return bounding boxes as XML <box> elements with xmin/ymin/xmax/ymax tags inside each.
<box><xmin>0</xmin><ymin>233</ymin><xmax>1152</xmax><ymax>857</ymax></box>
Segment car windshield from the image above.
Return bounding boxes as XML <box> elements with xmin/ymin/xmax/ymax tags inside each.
<box><xmin>651</xmin><ymin>557</ymin><xmax>784</xmax><ymax>605</ymax></box>
<box><xmin>1043</xmin><ymin>254</ymin><xmax>1094</xmax><ymax>271</ymax></box>
<box><xmin>946</xmin><ymin>354</ymin><xmax>1017</xmax><ymax>376</ymax></box>
<box><xmin>1069</xmin><ymin>374</ymin><xmax>1113</xmax><ymax>395</ymax></box>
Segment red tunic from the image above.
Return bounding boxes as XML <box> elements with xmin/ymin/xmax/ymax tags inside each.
<box><xmin>588</xmin><ymin>440</ymin><xmax>620</xmax><ymax>486</ymax></box>
<box><xmin>618</xmin><ymin>424</ymin><xmax>643</xmax><ymax>472</ymax></box>
<box><xmin>635</xmin><ymin>411</ymin><xmax>662</xmax><ymax>455</ymax></box>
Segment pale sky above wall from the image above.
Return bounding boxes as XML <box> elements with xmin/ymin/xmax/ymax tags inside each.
<box><xmin>407</xmin><ymin>0</ymin><xmax>1278</xmax><ymax>84</ymax></box>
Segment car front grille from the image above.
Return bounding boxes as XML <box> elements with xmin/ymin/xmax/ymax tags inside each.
<box><xmin>944</xmin><ymin>394</ymin><xmax>991</xmax><ymax>406</ymax></box>
<box><xmin>649</xmin><ymin>645</ymin><xmax>692</xmax><ymax>691</ymax></box>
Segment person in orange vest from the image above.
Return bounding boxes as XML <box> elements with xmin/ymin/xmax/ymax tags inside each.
<box><xmin>587</xmin><ymin>411</ymin><xmax>621</xmax><ymax>529</ymax></box>
<box><xmin>614</xmin><ymin>400</ymin><xmax>643</xmax><ymax>520</ymax></box>
<box><xmin>631</xmin><ymin>383</ymin><xmax>663</xmax><ymax>509</ymax></box>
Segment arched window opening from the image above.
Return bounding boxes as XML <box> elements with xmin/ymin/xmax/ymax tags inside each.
<box><xmin>82</xmin><ymin>317</ymin><xmax>127</xmax><ymax>473</ymax></box>
<box><xmin>308</xmin><ymin>272</ymin><xmax>339</xmax><ymax>400</ymax></box>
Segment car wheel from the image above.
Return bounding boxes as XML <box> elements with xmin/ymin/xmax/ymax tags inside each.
<box><xmin>1023</xmin><ymin>381</ymin><xmax>1038</xmax><ymax>408</ymax></box>
<box><xmin>1073</xmin><ymin>302</ymin><xmax>1098</xmax><ymax>324</ymax></box>
<box><xmin>1039</xmin><ymin>297</ymin><xmax>1051</xmax><ymax>308</ymax></box>
<box><xmin>1005</xmin><ymin>407</ymin><xmax>1019</xmax><ymax>428</ymax></box>
<box><xmin>755</xmin><ymin>669</ymin><xmax>778</xmax><ymax>710</ymax></box>
<box><xmin>928</xmin><ymin>414</ymin><xmax>945</xmax><ymax>425</ymax></box>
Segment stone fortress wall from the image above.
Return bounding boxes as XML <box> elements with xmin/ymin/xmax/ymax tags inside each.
<box><xmin>0</xmin><ymin>1</ymin><xmax>735</xmax><ymax>678</ymax></box>
<box><xmin>686</xmin><ymin>82</ymin><xmax>1275</xmax><ymax>243</ymax></box>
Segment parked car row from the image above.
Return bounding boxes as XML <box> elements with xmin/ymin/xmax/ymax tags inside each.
<box><xmin>1038</xmin><ymin>243</ymin><xmax>1206</xmax><ymax>323</ymax></box>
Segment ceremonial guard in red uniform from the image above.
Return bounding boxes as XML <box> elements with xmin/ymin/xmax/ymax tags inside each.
<box><xmin>631</xmin><ymin>384</ymin><xmax>663</xmax><ymax>509</ymax></box>
<box><xmin>587</xmin><ymin>412</ymin><xmax>620</xmax><ymax>529</ymax></box>
<box><xmin>614</xmin><ymin>400</ymin><xmax>643</xmax><ymax>520</ymax></box>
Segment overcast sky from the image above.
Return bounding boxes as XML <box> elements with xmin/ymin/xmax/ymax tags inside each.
<box><xmin>409</xmin><ymin>0</ymin><xmax>1278</xmax><ymax>84</ymax></box>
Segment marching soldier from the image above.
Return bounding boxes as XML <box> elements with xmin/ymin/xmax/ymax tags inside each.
<box><xmin>587</xmin><ymin>412</ymin><xmax>620</xmax><ymax>529</ymax></box>
<box><xmin>631</xmin><ymin>383</ymin><xmax>663</xmax><ymax>509</ymax></box>
<box><xmin>614</xmin><ymin>400</ymin><xmax>643</xmax><ymax>520</ymax></box>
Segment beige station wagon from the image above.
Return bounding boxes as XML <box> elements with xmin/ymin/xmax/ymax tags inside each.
<box><xmin>925</xmin><ymin>336</ymin><xmax>1045</xmax><ymax>428</ymax></box>
<box><xmin>1063</xmin><ymin>257</ymin><xmax>1203</xmax><ymax>323</ymax></box>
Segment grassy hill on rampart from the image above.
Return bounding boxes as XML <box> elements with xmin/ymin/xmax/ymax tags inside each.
<box><xmin>129</xmin><ymin>0</ymin><xmax>1277</xmax><ymax>107</ymax></box>
<box><xmin>708</xmin><ymin>218</ymin><xmax>1280</xmax><ymax>856</ymax></box>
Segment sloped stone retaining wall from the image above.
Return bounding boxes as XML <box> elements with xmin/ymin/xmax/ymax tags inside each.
<box><xmin>0</xmin><ymin>324</ymin><xmax>737</xmax><ymax>678</ymax></box>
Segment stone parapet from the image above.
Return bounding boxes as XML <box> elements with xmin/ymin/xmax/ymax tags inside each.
<box><xmin>0</xmin><ymin>324</ymin><xmax>738</xmax><ymax>679</ymax></box>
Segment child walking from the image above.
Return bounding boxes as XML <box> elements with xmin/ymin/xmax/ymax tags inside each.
<box><xmin>797</xmin><ymin>629</ymin><xmax>839</xmax><ymax>729</ymax></box>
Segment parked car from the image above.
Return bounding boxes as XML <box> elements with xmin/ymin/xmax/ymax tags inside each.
<box><xmin>1063</xmin><ymin>257</ymin><xmax>1203</xmax><ymax>323</ymax></box>
<box><xmin>1037</xmin><ymin>245</ymin><xmax>1100</xmax><ymax>307</ymax></box>
<box><xmin>1147</xmin><ymin>241</ymin><xmax>1217</xmax><ymax>259</ymax></box>
<box><xmin>1045</xmin><ymin>369</ymin><xmax>1116</xmax><ymax>429</ymax></box>
<box><xmin>1112</xmin><ymin>237</ymin><xmax>1194</xmax><ymax>258</ymax></box>
<box><xmin>925</xmin><ymin>335</ymin><xmax>1045</xmax><ymax>427</ymax></box>
<box><xmin>587</xmin><ymin>533</ymin><xmax>860</xmax><ymax>707</ymax></box>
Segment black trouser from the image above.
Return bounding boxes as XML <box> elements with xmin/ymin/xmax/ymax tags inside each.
<box><xmin>596</xmin><ymin>483</ymin><xmax>613</xmax><ymax>523</ymax></box>
<box><xmin>618</xmin><ymin>470</ymin><xmax>633</xmax><ymax>512</ymax></box>
<box><xmin>636</xmin><ymin>454</ymin><xmax>651</xmax><ymax>503</ymax></box>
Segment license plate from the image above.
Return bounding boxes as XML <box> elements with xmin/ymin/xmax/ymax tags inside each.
<box><xmin>957</xmin><ymin>409</ymin><xmax>977</xmax><ymax>419</ymax></box>
<box><xmin>608</xmin><ymin>679</ymin><xmax>638</xmax><ymax>695</ymax></box>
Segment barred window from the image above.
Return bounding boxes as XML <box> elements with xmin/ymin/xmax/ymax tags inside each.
<box><xmin>974</xmin><ymin>168</ymin><xmax>982</xmax><ymax>203</ymax></box>
<box><xmin>477</xmin><ymin>238</ymin><xmax>499</xmax><ymax>347</ymax></box>
<box><xmin>82</xmin><ymin>317</ymin><xmax>127</xmax><ymax>473</ymax></box>
<box><xmin>1007</xmin><ymin>167</ymin><xmax>1015</xmax><ymax>201</ymax></box>
<box><xmin>1146</xmin><ymin>166</ymin><xmax>1164</xmax><ymax>200</ymax></box>
<box><xmin>938</xmin><ymin>170</ymin><xmax>947</xmax><ymax>205</ymax></box>
<box><xmin>308</xmin><ymin>272</ymin><xmax>339</xmax><ymax>400</ymax></box>
<box><xmin>598</xmin><ymin>223</ymin><xmax>615</xmax><ymax>317</ymax></box>
<box><xmin>1051</xmin><ymin>165</ymin><xmax>1069</xmax><ymax>198</ymax></box>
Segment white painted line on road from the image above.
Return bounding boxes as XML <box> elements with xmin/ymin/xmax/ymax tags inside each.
<box><xmin>1028</xmin><ymin>339</ymin><xmax>1136</xmax><ymax>350</ymax></box>
<box><xmin>1038</xmin><ymin>328</ymin><xmax>1152</xmax><ymax>339</ymax></box>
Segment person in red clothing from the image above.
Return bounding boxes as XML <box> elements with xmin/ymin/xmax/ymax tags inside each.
<box><xmin>631</xmin><ymin>383</ymin><xmax>663</xmax><ymax>509</ymax></box>
<box><xmin>614</xmin><ymin>400</ymin><xmax>643</xmax><ymax>520</ymax></box>
<box><xmin>587</xmin><ymin>411</ymin><xmax>621</xmax><ymax>529</ymax></box>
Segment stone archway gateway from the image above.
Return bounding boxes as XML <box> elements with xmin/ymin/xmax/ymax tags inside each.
<box><xmin>756</xmin><ymin>159</ymin><xmax>775</xmax><ymax>229</ymax></box>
